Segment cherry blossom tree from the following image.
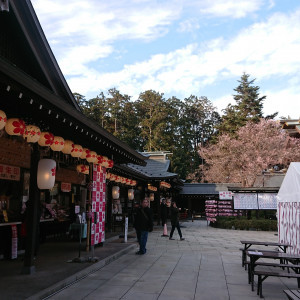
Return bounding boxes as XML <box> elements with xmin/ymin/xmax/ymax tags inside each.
<box><xmin>199</xmin><ymin>119</ymin><xmax>300</xmax><ymax>187</ymax></box>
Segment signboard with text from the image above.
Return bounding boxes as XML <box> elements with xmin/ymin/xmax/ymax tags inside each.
<box><xmin>61</xmin><ymin>182</ymin><xmax>71</xmax><ymax>192</ymax></box>
<box><xmin>0</xmin><ymin>164</ymin><xmax>20</xmax><ymax>181</ymax></box>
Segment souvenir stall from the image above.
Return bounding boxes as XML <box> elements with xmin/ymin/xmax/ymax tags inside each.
<box><xmin>0</xmin><ymin>0</ymin><xmax>145</xmax><ymax>274</ymax></box>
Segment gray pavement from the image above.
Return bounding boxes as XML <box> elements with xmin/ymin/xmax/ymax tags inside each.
<box><xmin>42</xmin><ymin>220</ymin><xmax>297</xmax><ymax>300</ymax></box>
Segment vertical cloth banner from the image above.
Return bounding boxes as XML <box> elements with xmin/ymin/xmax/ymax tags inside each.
<box><xmin>11</xmin><ymin>225</ymin><xmax>18</xmax><ymax>259</ymax></box>
<box><xmin>91</xmin><ymin>165</ymin><xmax>106</xmax><ymax>245</ymax></box>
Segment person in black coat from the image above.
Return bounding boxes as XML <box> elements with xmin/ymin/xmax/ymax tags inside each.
<box><xmin>169</xmin><ymin>202</ymin><xmax>185</xmax><ymax>241</ymax></box>
<box><xmin>133</xmin><ymin>198</ymin><xmax>153</xmax><ymax>255</ymax></box>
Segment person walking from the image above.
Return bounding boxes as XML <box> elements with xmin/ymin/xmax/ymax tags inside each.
<box><xmin>133</xmin><ymin>198</ymin><xmax>153</xmax><ymax>255</ymax></box>
<box><xmin>169</xmin><ymin>202</ymin><xmax>185</xmax><ymax>241</ymax></box>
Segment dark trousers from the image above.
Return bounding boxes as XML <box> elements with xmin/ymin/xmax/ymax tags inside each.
<box><xmin>170</xmin><ymin>222</ymin><xmax>182</xmax><ymax>238</ymax></box>
<box><xmin>136</xmin><ymin>230</ymin><xmax>148</xmax><ymax>254</ymax></box>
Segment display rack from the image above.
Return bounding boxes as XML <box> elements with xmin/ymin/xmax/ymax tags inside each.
<box><xmin>205</xmin><ymin>198</ymin><xmax>242</xmax><ymax>223</ymax></box>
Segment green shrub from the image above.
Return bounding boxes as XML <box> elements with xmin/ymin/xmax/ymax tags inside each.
<box><xmin>211</xmin><ymin>217</ymin><xmax>277</xmax><ymax>231</ymax></box>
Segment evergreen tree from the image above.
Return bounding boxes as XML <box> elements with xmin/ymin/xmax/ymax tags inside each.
<box><xmin>135</xmin><ymin>90</ymin><xmax>168</xmax><ymax>151</ymax></box>
<box><xmin>218</xmin><ymin>73</ymin><xmax>275</xmax><ymax>136</ymax></box>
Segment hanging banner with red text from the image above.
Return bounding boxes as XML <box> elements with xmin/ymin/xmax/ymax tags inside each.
<box><xmin>91</xmin><ymin>165</ymin><xmax>106</xmax><ymax>245</ymax></box>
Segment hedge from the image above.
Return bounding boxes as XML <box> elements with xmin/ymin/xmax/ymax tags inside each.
<box><xmin>211</xmin><ymin>217</ymin><xmax>277</xmax><ymax>231</ymax></box>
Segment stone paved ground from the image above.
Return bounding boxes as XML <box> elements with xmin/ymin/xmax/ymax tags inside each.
<box><xmin>45</xmin><ymin>220</ymin><xmax>297</xmax><ymax>300</ymax></box>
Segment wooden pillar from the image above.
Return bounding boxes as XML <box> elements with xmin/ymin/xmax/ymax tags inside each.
<box><xmin>22</xmin><ymin>143</ymin><xmax>40</xmax><ymax>274</ymax></box>
<box><xmin>86</xmin><ymin>163</ymin><xmax>92</xmax><ymax>252</ymax></box>
<box><xmin>156</xmin><ymin>183</ymin><xmax>161</xmax><ymax>225</ymax></box>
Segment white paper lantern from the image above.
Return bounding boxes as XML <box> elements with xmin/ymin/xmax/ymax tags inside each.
<box><xmin>37</xmin><ymin>159</ymin><xmax>56</xmax><ymax>189</ymax></box>
<box><xmin>62</xmin><ymin>140</ymin><xmax>73</xmax><ymax>154</ymax></box>
<box><xmin>5</xmin><ymin>118</ymin><xmax>26</xmax><ymax>136</ymax></box>
<box><xmin>0</xmin><ymin>110</ymin><xmax>7</xmax><ymax>130</ymax></box>
<box><xmin>86</xmin><ymin>151</ymin><xmax>97</xmax><ymax>163</ymax></box>
<box><xmin>128</xmin><ymin>189</ymin><xmax>134</xmax><ymax>200</ymax></box>
<box><xmin>71</xmin><ymin>144</ymin><xmax>83</xmax><ymax>157</ymax></box>
<box><xmin>50</xmin><ymin>136</ymin><xmax>65</xmax><ymax>151</ymax></box>
<box><xmin>150</xmin><ymin>193</ymin><xmax>155</xmax><ymax>201</ymax></box>
<box><xmin>112</xmin><ymin>186</ymin><xmax>120</xmax><ymax>199</ymax></box>
<box><xmin>38</xmin><ymin>132</ymin><xmax>54</xmax><ymax>147</ymax></box>
<box><xmin>23</xmin><ymin>125</ymin><xmax>41</xmax><ymax>143</ymax></box>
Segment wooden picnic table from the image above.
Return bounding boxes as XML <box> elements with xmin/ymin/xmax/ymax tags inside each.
<box><xmin>247</xmin><ymin>250</ymin><xmax>300</xmax><ymax>292</ymax></box>
<box><xmin>240</xmin><ymin>240</ymin><xmax>290</xmax><ymax>267</ymax></box>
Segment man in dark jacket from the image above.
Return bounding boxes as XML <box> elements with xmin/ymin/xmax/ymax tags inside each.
<box><xmin>133</xmin><ymin>198</ymin><xmax>153</xmax><ymax>255</ymax></box>
<box><xmin>169</xmin><ymin>202</ymin><xmax>185</xmax><ymax>241</ymax></box>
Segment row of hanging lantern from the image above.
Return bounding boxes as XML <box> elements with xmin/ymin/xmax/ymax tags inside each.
<box><xmin>106</xmin><ymin>173</ymin><xmax>137</xmax><ymax>186</ymax></box>
<box><xmin>0</xmin><ymin>109</ymin><xmax>114</xmax><ymax>170</ymax></box>
<box><xmin>0</xmin><ymin>109</ymin><xmax>114</xmax><ymax>189</ymax></box>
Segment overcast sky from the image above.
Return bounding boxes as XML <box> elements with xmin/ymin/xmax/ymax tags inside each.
<box><xmin>31</xmin><ymin>0</ymin><xmax>300</xmax><ymax>119</ymax></box>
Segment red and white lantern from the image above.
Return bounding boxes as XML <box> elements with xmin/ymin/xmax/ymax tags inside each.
<box><xmin>81</xmin><ymin>148</ymin><xmax>89</xmax><ymax>159</ymax></box>
<box><xmin>115</xmin><ymin>176</ymin><xmax>122</xmax><ymax>183</ymax></box>
<box><xmin>38</xmin><ymin>132</ymin><xmax>54</xmax><ymax>146</ymax></box>
<box><xmin>37</xmin><ymin>159</ymin><xmax>56</xmax><ymax>189</ymax></box>
<box><xmin>86</xmin><ymin>151</ymin><xmax>97</xmax><ymax>163</ymax></box>
<box><xmin>71</xmin><ymin>144</ymin><xmax>83</xmax><ymax>158</ymax></box>
<box><xmin>62</xmin><ymin>140</ymin><xmax>73</xmax><ymax>154</ymax></box>
<box><xmin>101</xmin><ymin>156</ymin><xmax>109</xmax><ymax>167</ymax></box>
<box><xmin>5</xmin><ymin>118</ymin><xmax>26</xmax><ymax>136</ymax></box>
<box><xmin>76</xmin><ymin>164</ymin><xmax>89</xmax><ymax>175</ymax></box>
<box><xmin>110</xmin><ymin>174</ymin><xmax>116</xmax><ymax>181</ymax></box>
<box><xmin>106</xmin><ymin>173</ymin><xmax>111</xmax><ymax>180</ymax></box>
<box><xmin>121</xmin><ymin>177</ymin><xmax>127</xmax><ymax>184</ymax></box>
<box><xmin>50</xmin><ymin>136</ymin><xmax>65</xmax><ymax>151</ymax></box>
<box><xmin>0</xmin><ymin>110</ymin><xmax>7</xmax><ymax>130</ymax></box>
<box><xmin>96</xmin><ymin>155</ymin><xmax>104</xmax><ymax>165</ymax></box>
<box><xmin>125</xmin><ymin>178</ymin><xmax>131</xmax><ymax>185</ymax></box>
<box><xmin>107</xmin><ymin>159</ymin><xmax>114</xmax><ymax>169</ymax></box>
<box><xmin>23</xmin><ymin>125</ymin><xmax>41</xmax><ymax>143</ymax></box>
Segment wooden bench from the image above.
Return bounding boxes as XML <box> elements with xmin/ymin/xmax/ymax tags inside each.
<box><xmin>254</xmin><ymin>270</ymin><xmax>300</xmax><ymax>298</ymax></box>
<box><xmin>284</xmin><ymin>289</ymin><xmax>300</xmax><ymax>299</ymax></box>
<box><xmin>240</xmin><ymin>248</ymin><xmax>281</xmax><ymax>269</ymax></box>
<box><xmin>246</xmin><ymin>262</ymin><xmax>293</xmax><ymax>284</ymax></box>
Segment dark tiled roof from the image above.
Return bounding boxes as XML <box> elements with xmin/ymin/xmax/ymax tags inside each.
<box><xmin>122</xmin><ymin>158</ymin><xmax>178</xmax><ymax>180</ymax></box>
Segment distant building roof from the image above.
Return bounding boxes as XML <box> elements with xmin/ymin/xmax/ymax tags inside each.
<box><xmin>122</xmin><ymin>157</ymin><xmax>177</xmax><ymax>180</ymax></box>
<box><xmin>180</xmin><ymin>183</ymin><xmax>240</xmax><ymax>195</ymax></box>
<box><xmin>280</xmin><ymin>119</ymin><xmax>300</xmax><ymax>138</ymax></box>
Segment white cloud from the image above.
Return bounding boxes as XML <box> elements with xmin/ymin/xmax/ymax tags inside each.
<box><xmin>31</xmin><ymin>0</ymin><xmax>300</xmax><ymax>119</ymax></box>
<box><xmin>263</xmin><ymin>88</ymin><xmax>300</xmax><ymax>119</ymax></box>
<box><xmin>178</xmin><ymin>19</ymin><xmax>200</xmax><ymax>33</ymax></box>
<box><xmin>197</xmin><ymin>0</ymin><xmax>264</xmax><ymax>18</ymax></box>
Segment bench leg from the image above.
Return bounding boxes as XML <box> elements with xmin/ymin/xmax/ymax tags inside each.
<box><xmin>257</xmin><ymin>274</ymin><xmax>261</xmax><ymax>296</ymax></box>
<box><xmin>248</xmin><ymin>266</ymin><xmax>251</xmax><ymax>284</ymax></box>
<box><xmin>242</xmin><ymin>250</ymin><xmax>245</xmax><ymax>267</ymax></box>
